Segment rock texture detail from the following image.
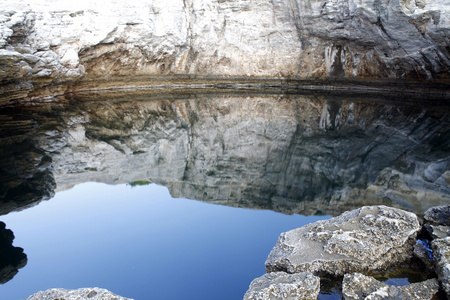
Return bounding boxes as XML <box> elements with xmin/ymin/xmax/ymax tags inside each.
<box><xmin>265</xmin><ymin>205</ymin><xmax>421</xmax><ymax>276</ymax></box>
<box><xmin>342</xmin><ymin>273</ymin><xmax>439</xmax><ymax>300</ymax></box>
<box><xmin>247</xmin><ymin>205</ymin><xmax>449</xmax><ymax>299</ymax></box>
<box><xmin>424</xmin><ymin>205</ymin><xmax>450</xmax><ymax>226</ymax></box>
<box><xmin>26</xmin><ymin>287</ymin><xmax>133</xmax><ymax>300</ymax></box>
<box><xmin>0</xmin><ymin>0</ymin><xmax>449</xmax><ymax>100</ymax></box>
<box><xmin>432</xmin><ymin>237</ymin><xmax>450</xmax><ymax>298</ymax></box>
<box><xmin>424</xmin><ymin>205</ymin><xmax>450</xmax><ymax>298</ymax></box>
<box><xmin>243</xmin><ymin>271</ymin><xmax>320</xmax><ymax>300</ymax></box>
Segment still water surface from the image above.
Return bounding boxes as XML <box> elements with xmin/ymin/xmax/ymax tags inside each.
<box><xmin>0</xmin><ymin>91</ymin><xmax>449</xmax><ymax>299</ymax></box>
<box><xmin>1</xmin><ymin>181</ymin><xmax>328</xmax><ymax>299</ymax></box>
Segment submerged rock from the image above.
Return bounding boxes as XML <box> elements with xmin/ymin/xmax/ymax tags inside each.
<box><xmin>26</xmin><ymin>287</ymin><xmax>133</xmax><ymax>300</ymax></box>
<box><xmin>342</xmin><ymin>273</ymin><xmax>439</xmax><ymax>300</ymax></box>
<box><xmin>243</xmin><ymin>271</ymin><xmax>320</xmax><ymax>300</ymax></box>
<box><xmin>432</xmin><ymin>237</ymin><xmax>450</xmax><ymax>298</ymax></box>
<box><xmin>266</xmin><ymin>205</ymin><xmax>420</xmax><ymax>276</ymax></box>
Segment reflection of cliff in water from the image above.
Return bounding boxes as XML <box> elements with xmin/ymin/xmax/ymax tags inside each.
<box><xmin>0</xmin><ymin>92</ymin><xmax>449</xmax><ymax>216</ymax></box>
<box><xmin>0</xmin><ymin>222</ymin><xmax>27</xmax><ymax>284</ymax></box>
<box><xmin>0</xmin><ymin>107</ymin><xmax>56</xmax><ymax>215</ymax></box>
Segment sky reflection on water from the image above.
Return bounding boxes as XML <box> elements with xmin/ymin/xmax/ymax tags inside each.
<box><xmin>0</xmin><ymin>182</ymin><xmax>329</xmax><ymax>300</ymax></box>
<box><xmin>1</xmin><ymin>92</ymin><xmax>449</xmax><ymax>299</ymax></box>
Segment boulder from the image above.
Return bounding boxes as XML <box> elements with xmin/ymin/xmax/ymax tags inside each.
<box><xmin>243</xmin><ymin>271</ymin><xmax>320</xmax><ymax>300</ymax></box>
<box><xmin>432</xmin><ymin>237</ymin><xmax>450</xmax><ymax>298</ymax></box>
<box><xmin>342</xmin><ymin>273</ymin><xmax>439</xmax><ymax>300</ymax></box>
<box><xmin>266</xmin><ymin>206</ymin><xmax>420</xmax><ymax>276</ymax></box>
<box><xmin>424</xmin><ymin>205</ymin><xmax>450</xmax><ymax>226</ymax></box>
<box><xmin>424</xmin><ymin>224</ymin><xmax>450</xmax><ymax>240</ymax></box>
<box><xmin>26</xmin><ymin>287</ymin><xmax>133</xmax><ymax>300</ymax></box>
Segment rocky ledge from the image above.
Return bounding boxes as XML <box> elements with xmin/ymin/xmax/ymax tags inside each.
<box><xmin>246</xmin><ymin>205</ymin><xmax>450</xmax><ymax>299</ymax></box>
<box><xmin>26</xmin><ymin>287</ymin><xmax>132</xmax><ymax>300</ymax></box>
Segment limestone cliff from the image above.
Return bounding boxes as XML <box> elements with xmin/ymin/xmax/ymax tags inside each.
<box><xmin>0</xmin><ymin>0</ymin><xmax>449</xmax><ymax>101</ymax></box>
<box><xmin>1</xmin><ymin>92</ymin><xmax>449</xmax><ymax>216</ymax></box>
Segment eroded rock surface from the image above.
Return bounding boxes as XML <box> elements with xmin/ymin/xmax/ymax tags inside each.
<box><xmin>424</xmin><ymin>205</ymin><xmax>450</xmax><ymax>226</ymax></box>
<box><xmin>342</xmin><ymin>273</ymin><xmax>439</xmax><ymax>300</ymax></box>
<box><xmin>432</xmin><ymin>237</ymin><xmax>450</xmax><ymax>298</ymax></box>
<box><xmin>243</xmin><ymin>271</ymin><xmax>320</xmax><ymax>300</ymax></box>
<box><xmin>26</xmin><ymin>287</ymin><xmax>133</xmax><ymax>300</ymax></box>
<box><xmin>265</xmin><ymin>206</ymin><xmax>420</xmax><ymax>276</ymax></box>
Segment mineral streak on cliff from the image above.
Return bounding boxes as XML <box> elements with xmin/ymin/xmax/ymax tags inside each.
<box><xmin>0</xmin><ymin>92</ymin><xmax>449</xmax><ymax>216</ymax></box>
<box><xmin>0</xmin><ymin>0</ymin><xmax>449</xmax><ymax>102</ymax></box>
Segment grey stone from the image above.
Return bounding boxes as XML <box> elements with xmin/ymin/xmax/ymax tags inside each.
<box><xmin>432</xmin><ymin>237</ymin><xmax>450</xmax><ymax>298</ymax></box>
<box><xmin>34</xmin><ymin>41</ymin><xmax>50</xmax><ymax>51</ymax></box>
<box><xmin>26</xmin><ymin>287</ymin><xmax>133</xmax><ymax>300</ymax></box>
<box><xmin>266</xmin><ymin>206</ymin><xmax>421</xmax><ymax>276</ymax></box>
<box><xmin>342</xmin><ymin>273</ymin><xmax>439</xmax><ymax>300</ymax></box>
<box><xmin>243</xmin><ymin>272</ymin><xmax>320</xmax><ymax>300</ymax></box>
<box><xmin>424</xmin><ymin>224</ymin><xmax>450</xmax><ymax>240</ymax></box>
<box><xmin>34</xmin><ymin>68</ymin><xmax>53</xmax><ymax>77</ymax></box>
<box><xmin>0</xmin><ymin>49</ymin><xmax>23</xmax><ymax>62</ymax></box>
<box><xmin>413</xmin><ymin>239</ymin><xmax>434</xmax><ymax>270</ymax></box>
<box><xmin>22</xmin><ymin>53</ymin><xmax>40</xmax><ymax>64</ymax></box>
<box><xmin>13</xmin><ymin>46</ymin><xmax>33</xmax><ymax>54</ymax></box>
<box><xmin>424</xmin><ymin>205</ymin><xmax>450</xmax><ymax>226</ymax></box>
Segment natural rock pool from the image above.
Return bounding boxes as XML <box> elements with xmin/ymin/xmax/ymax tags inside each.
<box><xmin>1</xmin><ymin>181</ymin><xmax>330</xmax><ymax>300</ymax></box>
<box><xmin>0</xmin><ymin>91</ymin><xmax>449</xmax><ymax>299</ymax></box>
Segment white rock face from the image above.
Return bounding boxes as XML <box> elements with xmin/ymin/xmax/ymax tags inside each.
<box><xmin>0</xmin><ymin>0</ymin><xmax>448</xmax><ymax>94</ymax></box>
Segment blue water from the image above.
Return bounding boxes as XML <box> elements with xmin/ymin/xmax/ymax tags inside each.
<box><xmin>0</xmin><ymin>182</ymin><xmax>329</xmax><ymax>300</ymax></box>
